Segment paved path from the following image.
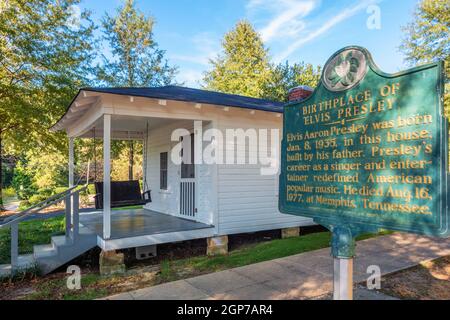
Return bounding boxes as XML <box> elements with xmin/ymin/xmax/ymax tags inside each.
<box><xmin>105</xmin><ymin>233</ymin><xmax>450</xmax><ymax>300</ymax></box>
<box><xmin>4</xmin><ymin>200</ymin><xmax>20</xmax><ymax>212</ymax></box>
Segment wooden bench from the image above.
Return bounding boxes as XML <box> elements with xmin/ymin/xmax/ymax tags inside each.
<box><xmin>94</xmin><ymin>181</ymin><xmax>151</xmax><ymax>209</ymax></box>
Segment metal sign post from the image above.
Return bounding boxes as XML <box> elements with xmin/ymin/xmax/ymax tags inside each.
<box><xmin>333</xmin><ymin>257</ymin><xmax>353</xmax><ymax>300</ymax></box>
<box><xmin>316</xmin><ymin>222</ymin><xmax>369</xmax><ymax>301</ymax></box>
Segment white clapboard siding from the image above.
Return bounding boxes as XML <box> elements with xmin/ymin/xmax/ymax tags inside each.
<box><xmin>141</xmin><ymin>104</ymin><xmax>313</xmax><ymax>236</ymax></box>
<box><xmin>216</xmin><ymin>112</ymin><xmax>313</xmax><ymax>235</ymax></box>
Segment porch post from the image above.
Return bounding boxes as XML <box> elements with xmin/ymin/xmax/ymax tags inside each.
<box><xmin>103</xmin><ymin>114</ymin><xmax>111</xmax><ymax>239</ymax></box>
<box><xmin>68</xmin><ymin>137</ymin><xmax>75</xmax><ymax>188</ymax></box>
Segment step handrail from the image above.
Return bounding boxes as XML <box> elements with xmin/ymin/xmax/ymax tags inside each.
<box><xmin>5</xmin><ymin>185</ymin><xmax>89</xmax><ymax>273</ymax></box>
<box><xmin>0</xmin><ymin>185</ymin><xmax>86</xmax><ymax>228</ymax></box>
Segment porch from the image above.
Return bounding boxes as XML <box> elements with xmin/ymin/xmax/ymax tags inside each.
<box><xmin>80</xmin><ymin>208</ymin><xmax>215</xmax><ymax>250</ymax></box>
<box><xmin>50</xmin><ymin>88</ymin><xmax>218</xmax><ymax>241</ymax></box>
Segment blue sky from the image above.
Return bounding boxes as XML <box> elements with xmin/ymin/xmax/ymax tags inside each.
<box><xmin>79</xmin><ymin>0</ymin><xmax>420</xmax><ymax>88</ymax></box>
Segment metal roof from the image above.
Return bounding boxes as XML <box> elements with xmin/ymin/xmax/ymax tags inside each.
<box><xmin>81</xmin><ymin>86</ymin><xmax>284</xmax><ymax>112</ymax></box>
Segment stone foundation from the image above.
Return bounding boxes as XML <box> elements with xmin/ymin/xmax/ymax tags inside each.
<box><xmin>207</xmin><ymin>235</ymin><xmax>228</xmax><ymax>256</ymax></box>
<box><xmin>281</xmin><ymin>227</ymin><xmax>300</xmax><ymax>239</ymax></box>
<box><xmin>99</xmin><ymin>250</ymin><xmax>126</xmax><ymax>275</ymax></box>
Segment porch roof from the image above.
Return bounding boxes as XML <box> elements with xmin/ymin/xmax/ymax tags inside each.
<box><xmin>81</xmin><ymin>86</ymin><xmax>283</xmax><ymax>112</ymax></box>
<box><xmin>50</xmin><ymin>86</ymin><xmax>283</xmax><ymax>133</ymax></box>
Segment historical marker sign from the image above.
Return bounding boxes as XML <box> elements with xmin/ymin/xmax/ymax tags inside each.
<box><xmin>279</xmin><ymin>46</ymin><xmax>449</xmax><ymax>238</ymax></box>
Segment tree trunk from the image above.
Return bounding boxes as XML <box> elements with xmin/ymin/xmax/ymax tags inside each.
<box><xmin>128</xmin><ymin>140</ymin><xmax>134</xmax><ymax>180</ymax></box>
<box><xmin>0</xmin><ymin>132</ymin><xmax>4</xmax><ymax>211</ymax></box>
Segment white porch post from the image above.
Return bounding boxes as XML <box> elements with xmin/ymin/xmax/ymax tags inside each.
<box><xmin>103</xmin><ymin>114</ymin><xmax>111</xmax><ymax>239</ymax></box>
<box><xmin>68</xmin><ymin>137</ymin><xmax>75</xmax><ymax>188</ymax></box>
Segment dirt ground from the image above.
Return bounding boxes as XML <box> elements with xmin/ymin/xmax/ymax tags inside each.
<box><xmin>0</xmin><ymin>229</ymin><xmax>293</xmax><ymax>300</ymax></box>
<box><xmin>379</xmin><ymin>256</ymin><xmax>450</xmax><ymax>300</ymax></box>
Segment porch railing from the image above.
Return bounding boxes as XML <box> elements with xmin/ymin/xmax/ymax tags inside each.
<box><xmin>0</xmin><ymin>185</ymin><xmax>88</xmax><ymax>273</ymax></box>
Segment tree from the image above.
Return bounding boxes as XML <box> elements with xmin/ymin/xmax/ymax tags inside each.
<box><xmin>96</xmin><ymin>0</ymin><xmax>177</xmax><ymax>87</ymax></box>
<box><xmin>0</xmin><ymin>0</ymin><xmax>96</xmax><ymax>210</ymax></box>
<box><xmin>262</xmin><ymin>62</ymin><xmax>322</xmax><ymax>102</ymax></box>
<box><xmin>203</xmin><ymin>21</ymin><xmax>273</xmax><ymax>98</ymax></box>
<box><xmin>400</xmin><ymin>0</ymin><xmax>449</xmax><ymax>114</ymax></box>
<box><xmin>96</xmin><ymin>0</ymin><xmax>177</xmax><ymax>180</ymax></box>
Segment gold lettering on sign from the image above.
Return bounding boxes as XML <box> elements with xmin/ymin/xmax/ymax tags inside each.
<box><xmin>285</xmin><ymin>81</ymin><xmax>435</xmax><ymax>217</ymax></box>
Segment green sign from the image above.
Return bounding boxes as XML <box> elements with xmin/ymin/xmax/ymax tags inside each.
<box><xmin>279</xmin><ymin>46</ymin><xmax>449</xmax><ymax>245</ymax></box>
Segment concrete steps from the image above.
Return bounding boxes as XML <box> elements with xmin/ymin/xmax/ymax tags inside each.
<box><xmin>0</xmin><ymin>254</ymin><xmax>35</xmax><ymax>278</ymax></box>
<box><xmin>35</xmin><ymin>228</ymin><xmax>97</xmax><ymax>275</ymax></box>
<box><xmin>1</xmin><ymin>226</ymin><xmax>98</xmax><ymax>277</ymax></box>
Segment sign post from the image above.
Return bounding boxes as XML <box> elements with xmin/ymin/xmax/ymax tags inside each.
<box><xmin>279</xmin><ymin>46</ymin><xmax>449</xmax><ymax>300</ymax></box>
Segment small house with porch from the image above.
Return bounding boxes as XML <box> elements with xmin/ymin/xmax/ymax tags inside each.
<box><xmin>1</xmin><ymin>86</ymin><xmax>314</xmax><ymax>275</ymax></box>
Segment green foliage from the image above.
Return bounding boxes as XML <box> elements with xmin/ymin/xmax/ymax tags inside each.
<box><xmin>26</xmin><ymin>151</ymin><xmax>68</xmax><ymax>190</ymax></box>
<box><xmin>203</xmin><ymin>21</ymin><xmax>321</xmax><ymax>101</ymax></box>
<box><xmin>203</xmin><ymin>21</ymin><xmax>273</xmax><ymax>98</ymax></box>
<box><xmin>1</xmin><ymin>161</ymin><xmax>14</xmax><ymax>187</ymax></box>
<box><xmin>96</xmin><ymin>0</ymin><xmax>177</xmax><ymax>87</ymax></box>
<box><xmin>0</xmin><ymin>0</ymin><xmax>96</xmax><ymax>208</ymax></box>
<box><xmin>0</xmin><ymin>0</ymin><xmax>96</xmax><ymax>151</ymax></box>
<box><xmin>2</xmin><ymin>187</ymin><xmax>16</xmax><ymax>199</ymax></box>
<box><xmin>11</xmin><ymin>150</ymin><xmax>69</xmax><ymax>201</ymax></box>
<box><xmin>262</xmin><ymin>62</ymin><xmax>322</xmax><ymax>102</ymax></box>
<box><xmin>400</xmin><ymin>0</ymin><xmax>450</xmax><ymax>114</ymax></box>
<box><xmin>12</xmin><ymin>161</ymin><xmax>36</xmax><ymax>200</ymax></box>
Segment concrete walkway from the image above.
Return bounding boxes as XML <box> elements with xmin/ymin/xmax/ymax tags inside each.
<box><xmin>105</xmin><ymin>233</ymin><xmax>450</xmax><ymax>300</ymax></box>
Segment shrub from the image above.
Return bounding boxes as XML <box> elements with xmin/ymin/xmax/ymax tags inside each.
<box><xmin>28</xmin><ymin>194</ymin><xmax>49</xmax><ymax>205</ymax></box>
<box><xmin>53</xmin><ymin>187</ymin><xmax>68</xmax><ymax>195</ymax></box>
<box><xmin>12</xmin><ymin>161</ymin><xmax>36</xmax><ymax>200</ymax></box>
<box><xmin>19</xmin><ymin>200</ymin><xmax>31</xmax><ymax>211</ymax></box>
<box><xmin>87</xmin><ymin>184</ymin><xmax>96</xmax><ymax>195</ymax></box>
<box><xmin>2</xmin><ymin>187</ymin><xmax>16</xmax><ymax>199</ymax></box>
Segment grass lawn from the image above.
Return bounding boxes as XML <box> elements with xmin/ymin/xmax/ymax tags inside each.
<box><xmin>0</xmin><ymin>229</ymin><xmax>389</xmax><ymax>300</ymax></box>
<box><xmin>0</xmin><ymin>216</ymin><xmax>65</xmax><ymax>264</ymax></box>
<box><xmin>0</xmin><ymin>205</ymin><xmax>145</xmax><ymax>264</ymax></box>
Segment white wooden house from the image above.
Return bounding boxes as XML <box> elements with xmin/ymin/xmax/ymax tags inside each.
<box><xmin>1</xmin><ymin>86</ymin><xmax>314</xmax><ymax>275</ymax></box>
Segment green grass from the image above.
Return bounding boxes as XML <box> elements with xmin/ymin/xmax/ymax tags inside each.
<box><xmin>4</xmin><ymin>229</ymin><xmax>391</xmax><ymax>300</ymax></box>
<box><xmin>112</xmin><ymin>205</ymin><xmax>143</xmax><ymax>211</ymax></box>
<box><xmin>159</xmin><ymin>231</ymin><xmax>390</xmax><ymax>282</ymax></box>
<box><xmin>0</xmin><ymin>216</ymin><xmax>65</xmax><ymax>264</ymax></box>
<box><xmin>0</xmin><ymin>205</ymin><xmax>143</xmax><ymax>264</ymax></box>
<box><xmin>159</xmin><ymin>230</ymin><xmax>392</xmax><ymax>282</ymax></box>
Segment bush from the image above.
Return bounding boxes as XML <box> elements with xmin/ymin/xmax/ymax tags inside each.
<box><xmin>87</xmin><ymin>184</ymin><xmax>96</xmax><ymax>195</ymax></box>
<box><xmin>16</xmin><ymin>186</ymin><xmax>70</xmax><ymax>209</ymax></box>
<box><xmin>36</xmin><ymin>188</ymin><xmax>54</xmax><ymax>198</ymax></box>
<box><xmin>2</xmin><ymin>187</ymin><xmax>16</xmax><ymax>199</ymax></box>
<box><xmin>12</xmin><ymin>161</ymin><xmax>36</xmax><ymax>200</ymax></box>
<box><xmin>28</xmin><ymin>194</ymin><xmax>49</xmax><ymax>205</ymax></box>
<box><xmin>53</xmin><ymin>187</ymin><xmax>68</xmax><ymax>195</ymax></box>
<box><xmin>19</xmin><ymin>200</ymin><xmax>31</xmax><ymax>211</ymax></box>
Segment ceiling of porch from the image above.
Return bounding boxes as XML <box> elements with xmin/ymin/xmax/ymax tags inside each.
<box><xmin>78</xmin><ymin>115</ymin><xmax>190</xmax><ymax>140</ymax></box>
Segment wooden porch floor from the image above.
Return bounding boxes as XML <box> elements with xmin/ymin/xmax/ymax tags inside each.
<box><xmin>79</xmin><ymin>209</ymin><xmax>213</xmax><ymax>240</ymax></box>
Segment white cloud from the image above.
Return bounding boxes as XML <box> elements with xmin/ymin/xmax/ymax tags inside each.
<box><xmin>260</xmin><ymin>1</ymin><xmax>317</xmax><ymax>42</ymax></box>
<box><xmin>169</xmin><ymin>32</ymin><xmax>220</xmax><ymax>67</ymax></box>
<box><xmin>274</xmin><ymin>0</ymin><xmax>380</xmax><ymax>62</ymax></box>
<box><xmin>176</xmin><ymin>69</ymin><xmax>204</xmax><ymax>88</ymax></box>
<box><xmin>247</xmin><ymin>0</ymin><xmax>319</xmax><ymax>42</ymax></box>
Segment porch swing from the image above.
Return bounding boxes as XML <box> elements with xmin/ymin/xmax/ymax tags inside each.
<box><xmin>92</xmin><ymin>124</ymin><xmax>152</xmax><ymax>210</ymax></box>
